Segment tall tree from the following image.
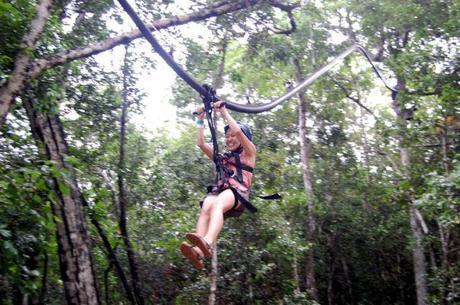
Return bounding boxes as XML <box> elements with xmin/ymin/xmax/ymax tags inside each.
<box><xmin>329</xmin><ymin>0</ymin><xmax>459</xmax><ymax>303</ymax></box>
<box><xmin>23</xmin><ymin>94</ymin><xmax>100</xmax><ymax>305</ymax></box>
<box><xmin>293</xmin><ymin>56</ymin><xmax>319</xmax><ymax>302</ymax></box>
<box><xmin>117</xmin><ymin>44</ymin><xmax>143</xmax><ymax>304</ymax></box>
<box><xmin>207</xmin><ymin>33</ymin><xmax>229</xmax><ymax>305</ymax></box>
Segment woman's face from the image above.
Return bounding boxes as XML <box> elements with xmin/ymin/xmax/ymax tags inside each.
<box><xmin>225</xmin><ymin>129</ymin><xmax>241</xmax><ymax>151</ymax></box>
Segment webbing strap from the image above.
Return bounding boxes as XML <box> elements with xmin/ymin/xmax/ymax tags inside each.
<box><xmin>233</xmin><ymin>152</ymin><xmax>244</xmax><ymax>185</ymax></box>
<box><xmin>230</xmin><ymin>187</ymin><xmax>258</xmax><ymax>213</ymax></box>
<box><xmin>201</xmin><ymin>85</ymin><xmax>224</xmax><ymax>183</ymax></box>
<box><xmin>258</xmin><ymin>193</ymin><xmax>282</xmax><ymax>200</ymax></box>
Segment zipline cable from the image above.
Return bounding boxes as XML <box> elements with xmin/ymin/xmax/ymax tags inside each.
<box><xmin>229</xmin><ymin>45</ymin><xmax>399</xmax><ymax>113</ymax></box>
<box><xmin>355</xmin><ymin>45</ymin><xmax>397</xmax><ymax>94</ymax></box>
<box><xmin>228</xmin><ymin>44</ymin><xmax>359</xmax><ymax>113</ymax></box>
<box><xmin>117</xmin><ymin>0</ymin><xmax>397</xmax><ymax>114</ymax></box>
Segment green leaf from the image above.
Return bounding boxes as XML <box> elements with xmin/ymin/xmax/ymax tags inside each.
<box><xmin>3</xmin><ymin>240</ymin><xmax>18</xmax><ymax>256</ymax></box>
<box><xmin>58</xmin><ymin>181</ymin><xmax>71</xmax><ymax>196</ymax></box>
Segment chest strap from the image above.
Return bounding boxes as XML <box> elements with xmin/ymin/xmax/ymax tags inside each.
<box><xmin>223</xmin><ymin>150</ymin><xmax>253</xmax><ymax>186</ymax></box>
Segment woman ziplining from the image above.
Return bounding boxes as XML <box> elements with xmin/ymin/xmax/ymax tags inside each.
<box><xmin>180</xmin><ymin>101</ymin><xmax>257</xmax><ymax>269</ymax></box>
<box><xmin>179</xmin><ymin>84</ymin><xmax>273</xmax><ymax>269</ymax></box>
<box><xmin>116</xmin><ymin>0</ymin><xmax>398</xmax><ymax>269</ymax></box>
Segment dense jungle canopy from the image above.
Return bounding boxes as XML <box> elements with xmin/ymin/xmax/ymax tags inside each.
<box><xmin>0</xmin><ymin>0</ymin><xmax>459</xmax><ymax>304</ymax></box>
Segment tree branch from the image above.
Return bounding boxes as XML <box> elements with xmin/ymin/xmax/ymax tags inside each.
<box><xmin>29</xmin><ymin>0</ymin><xmax>262</xmax><ymax>78</ymax></box>
<box><xmin>1</xmin><ymin>0</ymin><xmax>263</xmax><ymax>126</ymax></box>
<box><xmin>268</xmin><ymin>0</ymin><xmax>300</xmax><ymax>11</ymax></box>
<box><xmin>271</xmin><ymin>10</ymin><xmax>297</xmax><ymax>35</ymax></box>
<box><xmin>328</xmin><ymin>76</ymin><xmax>377</xmax><ymax>118</ymax></box>
<box><xmin>0</xmin><ymin>0</ymin><xmax>53</xmax><ymax>126</ymax></box>
<box><xmin>268</xmin><ymin>1</ymin><xmax>299</xmax><ymax>35</ymax></box>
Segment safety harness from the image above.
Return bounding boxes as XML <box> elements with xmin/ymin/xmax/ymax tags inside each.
<box><xmin>222</xmin><ymin>148</ymin><xmax>253</xmax><ymax>185</ymax></box>
<box><xmin>200</xmin><ymin>85</ymin><xmax>281</xmax><ymax>214</ymax></box>
<box><xmin>219</xmin><ymin>148</ymin><xmax>257</xmax><ymax>212</ymax></box>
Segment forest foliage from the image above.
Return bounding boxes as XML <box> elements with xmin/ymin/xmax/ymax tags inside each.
<box><xmin>0</xmin><ymin>0</ymin><xmax>459</xmax><ymax>304</ymax></box>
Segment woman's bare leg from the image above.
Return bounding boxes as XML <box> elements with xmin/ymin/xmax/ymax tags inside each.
<box><xmin>196</xmin><ymin>195</ymin><xmax>217</xmax><ymax>236</ymax></box>
<box><xmin>203</xmin><ymin>189</ymin><xmax>235</xmax><ymax>245</ymax></box>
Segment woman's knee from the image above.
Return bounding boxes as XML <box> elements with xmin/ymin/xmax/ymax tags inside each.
<box><xmin>201</xmin><ymin>196</ymin><xmax>217</xmax><ymax>215</ymax></box>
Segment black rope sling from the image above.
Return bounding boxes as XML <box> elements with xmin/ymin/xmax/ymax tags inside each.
<box><xmin>117</xmin><ymin>0</ymin><xmax>398</xmax><ymax>115</ymax></box>
<box><xmin>116</xmin><ymin>0</ymin><xmax>238</xmax><ymax>184</ymax></box>
<box><xmin>200</xmin><ymin>84</ymin><xmax>225</xmax><ymax>184</ymax></box>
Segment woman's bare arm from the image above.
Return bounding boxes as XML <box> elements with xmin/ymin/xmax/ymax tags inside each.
<box><xmin>195</xmin><ymin>106</ymin><xmax>213</xmax><ymax>160</ymax></box>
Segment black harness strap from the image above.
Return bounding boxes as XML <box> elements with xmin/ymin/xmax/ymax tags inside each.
<box><xmin>223</xmin><ymin>149</ymin><xmax>254</xmax><ymax>185</ymax></box>
<box><xmin>233</xmin><ymin>150</ymin><xmax>245</xmax><ymax>185</ymax></box>
<box><xmin>223</xmin><ymin>149</ymin><xmax>280</xmax><ymax>212</ymax></box>
<box><xmin>230</xmin><ymin>187</ymin><xmax>258</xmax><ymax>213</ymax></box>
<box><xmin>258</xmin><ymin>193</ymin><xmax>282</xmax><ymax>200</ymax></box>
<box><xmin>201</xmin><ymin>84</ymin><xmax>224</xmax><ymax>185</ymax></box>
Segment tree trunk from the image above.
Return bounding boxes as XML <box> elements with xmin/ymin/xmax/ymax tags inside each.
<box><xmin>439</xmin><ymin>127</ymin><xmax>452</xmax><ymax>304</ymax></box>
<box><xmin>440</xmin><ymin>126</ymin><xmax>450</xmax><ymax>173</ymax></box>
<box><xmin>118</xmin><ymin>45</ymin><xmax>143</xmax><ymax>305</ymax></box>
<box><xmin>358</xmin><ymin>107</ymin><xmax>371</xmax><ymax>210</ymax></box>
<box><xmin>396</xmin><ymin>253</ymin><xmax>407</xmax><ymax>304</ymax></box>
<box><xmin>408</xmin><ymin>203</ymin><xmax>428</xmax><ymax>305</ymax></box>
<box><xmin>208</xmin><ymin>244</ymin><xmax>218</xmax><ymax>305</ymax></box>
<box><xmin>0</xmin><ymin>0</ymin><xmax>53</xmax><ymax>126</ymax></box>
<box><xmin>104</xmin><ymin>263</ymin><xmax>114</xmax><ymax>305</ymax></box>
<box><xmin>89</xmin><ymin>211</ymin><xmax>136</xmax><ymax>304</ymax></box>
<box><xmin>327</xmin><ymin>237</ymin><xmax>336</xmax><ymax>305</ymax></box>
<box><xmin>24</xmin><ymin>71</ymin><xmax>137</xmax><ymax>302</ymax></box>
<box><xmin>207</xmin><ymin>34</ymin><xmax>229</xmax><ymax>305</ymax></box>
<box><xmin>341</xmin><ymin>258</ymin><xmax>353</xmax><ymax>302</ymax></box>
<box><xmin>327</xmin><ymin>265</ymin><xmax>335</xmax><ymax>305</ymax></box>
<box><xmin>212</xmin><ymin>31</ymin><xmax>229</xmax><ymax>90</ymax></box>
<box><xmin>23</xmin><ymin>98</ymin><xmax>100</xmax><ymax>305</ymax></box>
<box><xmin>292</xmin><ymin>57</ymin><xmax>320</xmax><ymax>303</ymax></box>
<box><xmin>293</xmin><ymin>249</ymin><xmax>301</xmax><ymax>294</ymax></box>
<box><xmin>438</xmin><ymin>224</ymin><xmax>450</xmax><ymax>305</ymax></box>
<box><xmin>392</xmin><ymin>79</ymin><xmax>428</xmax><ymax>305</ymax></box>
<box><xmin>38</xmin><ymin>251</ymin><xmax>48</xmax><ymax>305</ymax></box>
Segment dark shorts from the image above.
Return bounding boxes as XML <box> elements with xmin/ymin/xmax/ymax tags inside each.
<box><xmin>199</xmin><ymin>186</ymin><xmax>249</xmax><ymax>219</ymax></box>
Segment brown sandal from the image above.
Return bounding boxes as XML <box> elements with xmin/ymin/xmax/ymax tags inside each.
<box><xmin>180</xmin><ymin>242</ymin><xmax>204</xmax><ymax>269</ymax></box>
<box><xmin>185</xmin><ymin>233</ymin><xmax>212</xmax><ymax>258</ymax></box>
